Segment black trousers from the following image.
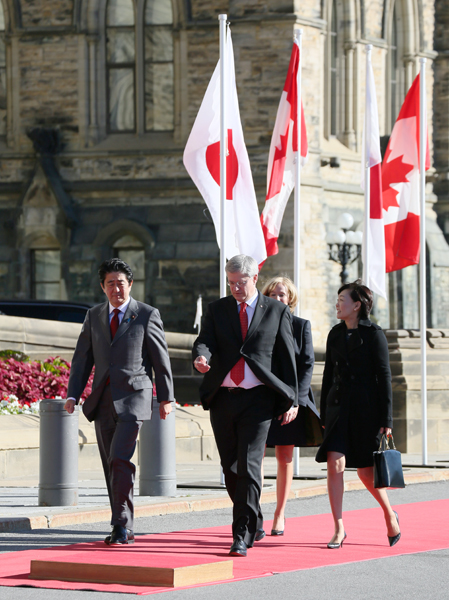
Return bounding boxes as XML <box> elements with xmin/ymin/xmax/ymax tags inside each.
<box><xmin>94</xmin><ymin>385</ymin><xmax>143</xmax><ymax>529</ymax></box>
<box><xmin>209</xmin><ymin>386</ymin><xmax>275</xmax><ymax>547</ymax></box>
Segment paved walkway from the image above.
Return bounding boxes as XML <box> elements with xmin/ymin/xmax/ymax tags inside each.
<box><xmin>1</xmin><ymin>454</ymin><xmax>448</xmax><ymax>532</ymax></box>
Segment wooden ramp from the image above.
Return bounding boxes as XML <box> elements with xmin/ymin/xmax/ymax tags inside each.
<box><xmin>29</xmin><ymin>559</ymin><xmax>234</xmax><ymax>588</ymax></box>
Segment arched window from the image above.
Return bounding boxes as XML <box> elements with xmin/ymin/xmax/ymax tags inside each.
<box><xmin>104</xmin><ymin>0</ymin><xmax>175</xmax><ymax>135</ymax></box>
<box><xmin>389</xmin><ymin>4</ymin><xmax>399</xmax><ymax>130</ymax></box>
<box><xmin>324</xmin><ymin>0</ymin><xmax>357</xmax><ymax>149</ymax></box>
<box><xmin>385</xmin><ymin>0</ymin><xmax>418</xmax><ymax>133</ymax></box>
<box><xmin>386</xmin><ymin>0</ymin><xmax>406</xmax><ymax>133</ymax></box>
<box><xmin>0</xmin><ymin>2</ymin><xmax>6</xmax><ymax>137</ymax></box>
<box><xmin>144</xmin><ymin>0</ymin><xmax>174</xmax><ymax>131</ymax></box>
<box><xmin>106</xmin><ymin>0</ymin><xmax>136</xmax><ymax>132</ymax></box>
<box><xmin>113</xmin><ymin>235</ymin><xmax>145</xmax><ymax>301</ymax></box>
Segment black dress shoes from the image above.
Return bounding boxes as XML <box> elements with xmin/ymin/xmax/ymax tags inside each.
<box><xmin>388</xmin><ymin>511</ymin><xmax>401</xmax><ymax>547</ymax></box>
<box><xmin>327</xmin><ymin>532</ymin><xmax>347</xmax><ymax>549</ymax></box>
<box><xmin>229</xmin><ymin>539</ymin><xmax>248</xmax><ymax>557</ymax></box>
<box><xmin>105</xmin><ymin>525</ymin><xmax>135</xmax><ymax>545</ymax></box>
<box><xmin>255</xmin><ymin>528</ymin><xmax>266</xmax><ymax>541</ymax></box>
<box><xmin>271</xmin><ymin>518</ymin><xmax>286</xmax><ymax>536</ymax></box>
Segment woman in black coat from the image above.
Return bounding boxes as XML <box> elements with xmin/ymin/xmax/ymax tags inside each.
<box><xmin>316</xmin><ymin>280</ymin><xmax>401</xmax><ymax>549</ymax></box>
<box><xmin>262</xmin><ymin>277</ymin><xmax>322</xmax><ymax>535</ymax></box>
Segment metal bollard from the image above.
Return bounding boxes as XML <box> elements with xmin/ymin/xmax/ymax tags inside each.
<box><xmin>139</xmin><ymin>400</ymin><xmax>176</xmax><ymax>496</ymax></box>
<box><xmin>38</xmin><ymin>399</ymin><xmax>79</xmax><ymax>506</ymax></box>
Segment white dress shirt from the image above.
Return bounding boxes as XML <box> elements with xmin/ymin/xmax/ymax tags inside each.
<box><xmin>221</xmin><ymin>290</ymin><xmax>264</xmax><ymax>389</ymax></box>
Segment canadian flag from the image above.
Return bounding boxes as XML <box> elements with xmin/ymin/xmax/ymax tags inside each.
<box><xmin>260</xmin><ymin>38</ymin><xmax>308</xmax><ymax>257</ymax></box>
<box><xmin>382</xmin><ymin>74</ymin><xmax>430</xmax><ymax>272</ymax></box>
<box><xmin>361</xmin><ymin>50</ymin><xmax>386</xmax><ymax>299</ymax></box>
<box><xmin>183</xmin><ymin>28</ymin><xmax>267</xmax><ymax>266</ymax></box>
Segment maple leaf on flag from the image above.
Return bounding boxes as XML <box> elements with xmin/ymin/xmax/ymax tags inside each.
<box><xmin>381</xmin><ymin>146</ymin><xmax>414</xmax><ymax>212</ymax></box>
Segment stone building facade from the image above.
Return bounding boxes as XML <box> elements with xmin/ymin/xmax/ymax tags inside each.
<box><xmin>0</xmin><ymin>0</ymin><xmax>448</xmax><ymax>346</ymax></box>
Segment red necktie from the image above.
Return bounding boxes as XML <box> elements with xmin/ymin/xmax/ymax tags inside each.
<box><xmin>230</xmin><ymin>302</ymin><xmax>248</xmax><ymax>386</ymax></box>
<box><xmin>110</xmin><ymin>308</ymin><xmax>120</xmax><ymax>340</ymax></box>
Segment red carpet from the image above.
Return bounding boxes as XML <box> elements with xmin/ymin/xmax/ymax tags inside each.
<box><xmin>1</xmin><ymin>500</ymin><xmax>448</xmax><ymax>595</ymax></box>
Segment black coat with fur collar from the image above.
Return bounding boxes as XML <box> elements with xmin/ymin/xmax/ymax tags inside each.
<box><xmin>315</xmin><ymin>319</ymin><xmax>393</xmax><ymax>467</ymax></box>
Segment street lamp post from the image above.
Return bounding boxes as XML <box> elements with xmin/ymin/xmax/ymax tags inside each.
<box><xmin>326</xmin><ymin>213</ymin><xmax>363</xmax><ymax>285</ymax></box>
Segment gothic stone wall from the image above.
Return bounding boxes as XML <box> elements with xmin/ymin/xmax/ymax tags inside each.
<box><xmin>0</xmin><ymin>0</ymin><xmax>448</xmax><ymax>347</ymax></box>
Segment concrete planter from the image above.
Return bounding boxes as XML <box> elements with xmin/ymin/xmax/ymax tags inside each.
<box><xmin>0</xmin><ymin>406</ymin><xmax>219</xmax><ymax>481</ymax></box>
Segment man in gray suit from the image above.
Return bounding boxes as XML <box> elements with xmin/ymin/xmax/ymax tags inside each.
<box><xmin>65</xmin><ymin>258</ymin><xmax>174</xmax><ymax>545</ymax></box>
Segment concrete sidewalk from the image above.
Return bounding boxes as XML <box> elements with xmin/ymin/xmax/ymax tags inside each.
<box><xmin>1</xmin><ymin>454</ymin><xmax>448</xmax><ymax>533</ymax></box>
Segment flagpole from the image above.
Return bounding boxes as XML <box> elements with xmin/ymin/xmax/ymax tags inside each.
<box><xmin>293</xmin><ymin>28</ymin><xmax>302</xmax><ymax>316</ymax></box>
<box><xmin>219</xmin><ymin>14</ymin><xmax>227</xmax><ymax>301</ymax></box>
<box><xmin>363</xmin><ymin>45</ymin><xmax>372</xmax><ymax>285</ymax></box>
<box><xmin>219</xmin><ymin>14</ymin><xmax>227</xmax><ymax>486</ymax></box>
<box><xmin>293</xmin><ymin>28</ymin><xmax>303</xmax><ymax>477</ymax></box>
<box><xmin>419</xmin><ymin>58</ymin><xmax>428</xmax><ymax>465</ymax></box>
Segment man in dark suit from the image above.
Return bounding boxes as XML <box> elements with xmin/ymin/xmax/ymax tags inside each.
<box><xmin>65</xmin><ymin>258</ymin><xmax>174</xmax><ymax>545</ymax></box>
<box><xmin>192</xmin><ymin>254</ymin><xmax>298</xmax><ymax>557</ymax></box>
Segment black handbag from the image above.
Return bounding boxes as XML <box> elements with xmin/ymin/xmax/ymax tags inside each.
<box><xmin>373</xmin><ymin>434</ymin><xmax>405</xmax><ymax>489</ymax></box>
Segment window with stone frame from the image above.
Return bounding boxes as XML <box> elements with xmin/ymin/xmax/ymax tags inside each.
<box><xmin>144</xmin><ymin>0</ymin><xmax>174</xmax><ymax>131</ymax></box>
<box><xmin>324</xmin><ymin>0</ymin><xmax>359</xmax><ymax>150</ymax></box>
<box><xmin>105</xmin><ymin>0</ymin><xmax>174</xmax><ymax>134</ymax></box>
<box><xmin>113</xmin><ymin>235</ymin><xmax>145</xmax><ymax>301</ymax></box>
<box><xmin>0</xmin><ymin>2</ymin><xmax>6</xmax><ymax>137</ymax></box>
<box><xmin>386</xmin><ymin>0</ymin><xmax>406</xmax><ymax>133</ymax></box>
<box><xmin>106</xmin><ymin>0</ymin><xmax>136</xmax><ymax>132</ymax></box>
<box><xmin>31</xmin><ymin>250</ymin><xmax>62</xmax><ymax>300</ymax></box>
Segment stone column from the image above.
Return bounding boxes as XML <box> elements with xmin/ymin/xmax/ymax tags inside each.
<box><xmin>87</xmin><ymin>35</ymin><xmax>99</xmax><ymax>143</ymax></box>
<box><xmin>342</xmin><ymin>41</ymin><xmax>356</xmax><ymax>150</ymax></box>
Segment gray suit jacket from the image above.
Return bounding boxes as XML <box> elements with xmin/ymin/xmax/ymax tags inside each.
<box><xmin>67</xmin><ymin>297</ymin><xmax>174</xmax><ymax>422</ymax></box>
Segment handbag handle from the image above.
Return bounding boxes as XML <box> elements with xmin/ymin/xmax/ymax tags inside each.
<box><xmin>378</xmin><ymin>433</ymin><xmax>397</xmax><ymax>452</ymax></box>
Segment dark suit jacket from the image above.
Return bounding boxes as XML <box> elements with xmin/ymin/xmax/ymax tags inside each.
<box><xmin>67</xmin><ymin>297</ymin><xmax>174</xmax><ymax>422</ymax></box>
<box><xmin>192</xmin><ymin>292</ymin><xmax>298</xmax><ymax>417</ymax></box>
<box><xmin>267</xmin><ymin>316</ymin><xmax>322</xmax><ymax>447</ymax></box>
<box><xmin>292</xmin><ymin>317</ymin><xmax>316</xmax><ymax>409</ymax></box>
<box><xmin>316</xmin><ymin>319</ymin><xmax>392</xmax><ymax>464</ymax></box>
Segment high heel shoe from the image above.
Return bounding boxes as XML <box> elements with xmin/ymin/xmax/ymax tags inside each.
<box><xmin>388</xmin><ymin>511</ymin><xmax>401</xmax><ymax>547</ymax></box>
<box><xmin>271</xmin><ymin>518</ymin><xmax>286</xmax><ymax>536</ymax></box>
<box><xmin>327</xmin><ymin>532</ymin><xmax>347</xmax><ymax>549</ymax></box>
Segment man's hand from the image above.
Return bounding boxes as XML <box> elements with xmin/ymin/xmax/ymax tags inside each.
<box><xmin>159</xmin><ymin>400</ymin><xmax>172</xmax><ymax>420</ymax></box>
<box><xmin>194</xmin><ymin>356</ymin><xmax>210</xmax><ymax>373</ymax></box>
<box><xmin>279</xmin><ymin>406</ymin><xmax>298</xmax><ymax>426</ymax></box>
<box><xmin>64</xmin><ymin>399</ymin><xmax>76</xmax><ymax>414</ymax></box>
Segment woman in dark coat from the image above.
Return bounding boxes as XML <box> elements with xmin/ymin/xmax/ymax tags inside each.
<box><xmin>262</xmin><ymin>277</ymin><xmax>322</xmax><ymax>535</ymax></box>
<box><xmin>316</xmin><ymin>280</ymin><xmax>401</xmax><ymax>549</ymax></box>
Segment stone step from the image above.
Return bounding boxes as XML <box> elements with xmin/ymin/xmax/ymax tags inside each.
<box><xmin>391</xmin><ymin>374</ymin><xmax>449</xmax><ymax>391</ymax></box>
<box><xmin>390</xmin><ymin>361</ymin><xmax>449</xmax><ymax>376</ymax></box>
<box><xmin>389</xmin><ymin>348</ymin><xmax>449</xmax><ymax>362</ymax></box>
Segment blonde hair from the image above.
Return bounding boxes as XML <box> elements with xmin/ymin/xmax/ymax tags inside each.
<box><xmin>262</xmin><ymin>276</ymin><xmax>298</xmax><ymax>313</ymax></box>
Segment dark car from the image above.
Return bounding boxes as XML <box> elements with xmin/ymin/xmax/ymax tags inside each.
<box><xmin>0</xmin><ymin>300</ymin><xmax>93</xmax><ymax>324</ymax></box>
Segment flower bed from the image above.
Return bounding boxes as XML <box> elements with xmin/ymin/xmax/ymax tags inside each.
<box><xmin>0</xmin><ymin>351</ymin><xmax>93</xmax><ymax>415</ymax></box>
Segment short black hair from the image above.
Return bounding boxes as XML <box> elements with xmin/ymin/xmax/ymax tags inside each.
<box><xmin>338</xmin><ymin>279</ymin><xmax>373</xmax><ymax>320</ymax></box>
<box><xmin>98</xmin><ymin>258</ymin><xmax>133</xmax><ymax>285</ymax></box>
